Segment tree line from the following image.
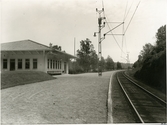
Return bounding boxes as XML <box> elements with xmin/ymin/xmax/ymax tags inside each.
<box><xmin>69</xmin><ymin>38</ymin><xmax>123</xmax><ymax>74</ymax></box>
<box><xmin>133</xmin><ymin>25</ymin><xmax>166</xmax><ymax>93</ymax></box>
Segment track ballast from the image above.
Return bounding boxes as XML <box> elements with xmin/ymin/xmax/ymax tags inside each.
<box><xmin>116</xmin><ymin>71</ymin><xmax>166</xmax><ymax>123</ymax></box>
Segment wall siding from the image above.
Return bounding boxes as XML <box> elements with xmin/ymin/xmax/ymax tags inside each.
<box><xmin>1</xmin><ymin>52</ymin><xmax>69</xmax><ymax>74</ymax></box>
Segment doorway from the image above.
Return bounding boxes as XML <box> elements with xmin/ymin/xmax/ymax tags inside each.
<box><xmin>10</xmin><ymin>59</ymin><xmax>15</xmax><ymax>71</ymax></box>
<box><xmin>64</xmin><ymin>62</ymin><xmax>66</xmax><ymax>73</ymax></box>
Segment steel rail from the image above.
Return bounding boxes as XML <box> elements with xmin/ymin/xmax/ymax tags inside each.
<box><xmin>116</xmin><ymin>73</ymin><xmax>144</xmax><ymax>123</ymax></box>
<box><xmin>123</xmin><ymin>72</ymin><xmax>167</xmax><ymax>106</ymax></box>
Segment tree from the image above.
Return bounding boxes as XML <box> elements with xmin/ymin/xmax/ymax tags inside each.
<box><xmin>134</xmin><ymin>25</ymin><xmax>166</xmax><ymax>93</ymax></box>
<box><xmin>156</xmin><ymin>25</ymin><xmax>166</xmax><ymax>46</ymax></box>
<box><xmin>105</xmin><ymin>55</ymin><xmax>114</xmax><ymax>70</ymax></box>
<box><xmin>90</xmin><ymin>50</ymin><xmax>98</xmax><ymax>71</ymax></box>
<box><xmin>155</xmin><ymin>25</ymin><xmax>166</xmax><ymax>53</ymax></box>
<box><xmin>77</xmin><ymin>38</ymin><xmax>98</xmax><ymax>72</ymax></box>
<box><xmin>133</xmin><ymin>55</ymin><xmax>142</xmax><ymax>68</ymax></box>
<box><xmin>69</xmin><ymin>60</ymin><xmax>83</xmax><ymax>74</ymax></box>
<box><xmin>117</xmin><ymin>62</ymin><xmax>122</xmax><ymax>69</ymax></box>
<box><xmin>52</xmin><ymin>45</ymin><xmax>62</xmax><ymax>51</ymax></box>
<box><xmin>140</xmin><ymin>43</ymin><xmax>153</xmax><ymax>59</ymax></box>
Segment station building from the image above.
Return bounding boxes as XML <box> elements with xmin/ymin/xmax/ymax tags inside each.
<box><xmin>1</xmin><ymin>40</ymin><xmax>76</xmax><ymax>74</ymax></box>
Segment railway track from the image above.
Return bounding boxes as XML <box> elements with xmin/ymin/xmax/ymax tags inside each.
<box><xmin>116</xmin><ymin>71</ymin><xmax>166</xmax><ymax>123</ymax></box>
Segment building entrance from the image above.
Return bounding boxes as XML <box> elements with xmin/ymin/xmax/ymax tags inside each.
<box><xmin>10</xmin><ymin>59</ymin><xmax>15</xmax><ymax>71</ymax></box>
<box><xmin>64</xmin><ymin>62</ymin><xmax>66</xmax><ymax>73</ymax></box>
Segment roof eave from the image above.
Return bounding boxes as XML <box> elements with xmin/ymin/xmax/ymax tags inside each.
<box><xmin>52</xmin><ymin>49</ymin><xmax>77</xmax><ymax>58</ymax></box>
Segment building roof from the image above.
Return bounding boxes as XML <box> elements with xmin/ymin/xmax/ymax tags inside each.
<box><xmin>1</xmin><ymin>39</ymin><xmax>76</xmax><ymax>58</ymax></box>
<box><xmin>1</xmin><ymin>39</ymin><xmax>50</xmax><ymax>51</ymax></box>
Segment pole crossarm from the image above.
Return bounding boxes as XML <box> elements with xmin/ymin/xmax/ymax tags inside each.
<box><xmin>100</xmin><ymin>23</ymin><xmax>105</xmax><ymax>30</ymax></box>
<box><xmin>104</xmin><ymin>22</ymin><xmax>124</xmax><ymax>36</ymax></box>
<box><xmin>100</xmin><ymin>37</ymin><xmax>105</xmax><ymax>43</ymax></box>
<box><xmin>105</xmin><ymin>34</ymin><xmax>124</xmax><ymax>36</ymax></box>
<box><xmin>96</xmin><ymin>8</ymin><xmax>104</xmax><ymax>15</ymax></box>
<box><xmin>106</xmin><ymin>22</ymin><xmax>123</xmax><ymax>23</ymax></box>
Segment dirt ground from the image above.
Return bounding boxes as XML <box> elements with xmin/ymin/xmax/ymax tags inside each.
<box><xmin>1</xmin><ymin>71</ymin><xmax>114</xmax><ymax>124</ymax></box>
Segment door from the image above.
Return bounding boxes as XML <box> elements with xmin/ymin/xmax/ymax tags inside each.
<box><xmin>64</xmin><ymin>62</ymin><xmax>66</xmax><ymax>73</ymax></box>
<box><xmin>10</xmin><ymin>59</ymin><xmax>15</xmax><ymax>71</ymax></box>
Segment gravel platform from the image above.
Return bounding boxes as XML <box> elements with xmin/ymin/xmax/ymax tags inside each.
<box><xmin>1</xmin><ymin>71</ymin><xmax>113</xmax><ymax>124</ymax></box>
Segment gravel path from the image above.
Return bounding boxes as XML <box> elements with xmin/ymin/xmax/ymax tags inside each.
<box><xmin>1</xmin><ymin>71</ymin><xmax>113</xmax><ymax>124</ymax></box>
<box><xmin>111</xmin><ymin>71</ymin><xmax>138</xmax><ymax>123</ymax></box>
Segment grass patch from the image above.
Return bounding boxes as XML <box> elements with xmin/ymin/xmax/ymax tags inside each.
<box><xmin>1</xmin><ymin>71</ymin><xmax>56</xmax><ymax>89</ymax></box>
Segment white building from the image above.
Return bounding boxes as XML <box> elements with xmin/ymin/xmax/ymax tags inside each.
<box><xmin>1</xmin><ymin>40</ymin><xmax>76</xmax><ymax>74</ymax></box>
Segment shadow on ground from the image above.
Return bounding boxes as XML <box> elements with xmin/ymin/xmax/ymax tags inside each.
<box><xmin>1</xmin><ymin>71</ymin><xmax>56</xmax><ymax>89</ymax></box>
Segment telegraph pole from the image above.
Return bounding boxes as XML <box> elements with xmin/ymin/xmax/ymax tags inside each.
<box><xmin>74</xmin><ymin>37</ymin><xmax>76</xmax><ymax>57</ymax></box>
<box><xmin>94</xmin><ymin>8</ymin><xmax>124</xmax><ymax>76</ymax></box>
<box><xmin>94</xmin><ymin>8</ymin><xmax>105</xmax><ymax>76</ymax></box>
<box><xmin>127</xmin><ymin>52</ymin><xmax>130</xmax><ymax>69</ymax></box>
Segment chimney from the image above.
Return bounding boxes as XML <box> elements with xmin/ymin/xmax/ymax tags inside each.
<box><xmin>49</xmin><ymin>43</ymin><xmax>52</xmax><ymax>48</ymax></box>
<box><xmin>59</xmin><ymin>46</ymin><xmax>62</xmax><ymax>51</ymax></box>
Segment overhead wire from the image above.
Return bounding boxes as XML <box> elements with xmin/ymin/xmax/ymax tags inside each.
<box><xmin>121</xmin><ymin>25</ymin><xmax>124</xmax><ymax>57</ymax></box>
<box><xmin>121</xmin><ymin>56</ymin><xmax>128</xmax><ymax>61</ymax></box>
<box><xmin>123</xmin><ymin>0</ymin><xmax>129</xmax><ymax>21</ymax></box>
<box><xmin>124</xmin><ymin>35</ymin><xmax>128</xmax><ymax>53</ymax></box>
<box><xmin>124</xmin><ymin>1</ymin><xmax>141</xmax><ymax>34</ymax></box>
<box><xmin>101</xmin><ymin>0</ymin><xmax>140</xmax><ymax>62</ymax></box>
<box><xmin>123</xmin><ymin>0</ymin><xmax>140</xmax><ymax>62</ymax></box>
<box><xmin>102</xmin><ymin>0</ymin><xmax>127</xmax><ymax>55</ymax></box>
<box><xmin>124</xmin><ymin>0</ymin><xmax>134</xmax><ymax>21</ymax></box>
<box><xmin>121</xmin><ymin>1</ymin><xmax>129</xmax><ymax>57</ymax></box>
<box><xmin>121</xmin><ymin>0</ymin><xmax>128</xmax><ymax>58</ymax></box>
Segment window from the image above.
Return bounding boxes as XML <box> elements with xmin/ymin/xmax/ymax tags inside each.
<box><xmin>48</xmin><ymin>59</ymin><xmax>49</xmax><ymax>69</ymax></box>
<box><xmin>57</xmin><ymin>61</ymin><xmax>59</xmax><ymax>69</ymax></box>
<box><xmin>10</xmin><ymin>59</ymin><xmax>15</xmax><ymax>71</ymax></box>
<box><xmin>33</xmin><ymin>59</ymin><xmax>37</xmax><ymax>69</ymax></box>
<box><xmin>25</xmin><ymin>59</ymin><xmax>30</xmax><ymax>69</ymax></box>
<box><xmin>56</xmin><ymin>61</ymin><xmax>57</xmax><ymax>69</ymax></box>
<box><xmin>60</xmin><ymin>61</ymin><xmax>61</xmax><ymax>69</ymax></box>
<box><xmin>53</xmin><ymin>60</ymin><xmax>55</xmax><ymax>69</ymax></box>
<box><xmin>50</xmin><ymin>60</ymin><xmax>52</xmax><ymax>69</ymax></box>
<box><xmin>18</xmin><ymin>59</ymin><xmax>22</xmax><ymax>69</ymax></box>
<box><xmin>3</xmin><ymin>59</ymin><xmax>7</xmax><ymax>69</ymax></box>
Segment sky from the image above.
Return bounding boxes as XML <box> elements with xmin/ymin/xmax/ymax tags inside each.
<box><xmin>1</xmin><ymin>0</ymin><xmax>166</xmax><ymax>63</ymax></box>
